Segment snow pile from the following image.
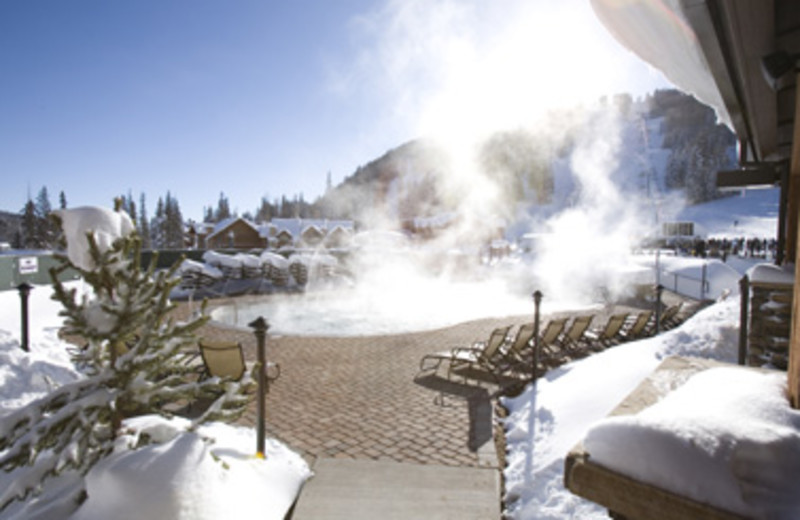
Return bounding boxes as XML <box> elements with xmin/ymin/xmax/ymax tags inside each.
<box><xmin>259</xmin><ymin>251</ymin><xmax>289</xmax><ymax>270</ymax></box>
<box><xmin>51</xmin><ymin>207</ymin><xmax>135</xmax><ymax>271</ymax></box>
<box><xmin>202</xmin><ymin>250</ymin><xmax>243</xmax><ymax>269</ymax></box>
<box><xmin>748</xmin><ymin>262</ymin><xmax>795</xmax><ymax>286</ymax></box>
<box><xmin>0</xmin><ymin>330</ymin><xmax>79</xmax><ymax>414</ymax></box>
<box><xmin>584</xmin><ymin>367</ymin><xmax>800</xmax><ymax>519</ymax></box>
<box><xmin>0</xmin><ymin>282</ymin><xmax>84</xmax><ymax>414</ymax></box>
<box><xmin>177</xmin><ymin>259</ymin><xmax>223</xmax><ymax>280</ymax></box>
<box><xmin>502</xmin><ymin>298</ymin><xmax>743</xmax><ymax>519</ymax></box>
<box><xmin>72</xmin><ymin>416</ymin><xmax>311</xmax><ymax>520</ymax></box>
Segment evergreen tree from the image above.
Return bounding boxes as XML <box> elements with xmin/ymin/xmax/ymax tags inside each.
<box><xmin>34</xmin><ymin>186</ymin><xmax>56</xmax><ymax>248</ymax></box>
<box><xmin>59</xmin><ymin>190</ymin><xmax>68</xmax><ymax>209</ymax></box>
<box><xmin>20</xmin><ymin>199</ymin><xmax>38</xmax><ymax>249</ymax></box>
<box><xmin>139</xmin><ymin>193</ymin><xmax>151</xmax><ymax>250</ymax></box>
<box><xmin>163</xmin><ymin>192</ymin><xmax>184</xmax><ymax>249</ymax></box>
<box><xmin>151</xmin><ymin>197</ymin><xmax>165</xmax><ymax>248</ymax></box>
<box><xmin>0</xmin><ymin>219</ymin><xmax>253</xmax><ymax>513</ymax></box>
<box><xmin>214</xmin><ymin>192</ymin><xmax>231</xmax><ymax>222</ymax></box>
<box><xmin>255</xmin><ymin>196</ymin><xmax>274</xmax><ymax>223</ymax></box>
<box><xmin>123</xmin><ymin>191</ymin><xmax>137</xmax><ymax>228</ymax></box>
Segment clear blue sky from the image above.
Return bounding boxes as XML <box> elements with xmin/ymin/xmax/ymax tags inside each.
<box><xmin>0</xmin><ymin>0</ymin><xmax>672</xmax><ymax>221</ymax></box>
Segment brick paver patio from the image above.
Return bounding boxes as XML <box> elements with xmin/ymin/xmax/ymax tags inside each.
<box><xmin>183</xmin><ymin>298</ymin><xmax>531</xmax><ymax>468</ymax></box>
<box><xmin>175</xmin><ymin>292</ymin><xmax>679</xmax><ymax>469</ymax></box>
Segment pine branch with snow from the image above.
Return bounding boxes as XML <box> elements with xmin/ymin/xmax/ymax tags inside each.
<box><xmin>0</xmin><ymin>207</ymin><xmax>253</xmax><ymax>513</ymax></box>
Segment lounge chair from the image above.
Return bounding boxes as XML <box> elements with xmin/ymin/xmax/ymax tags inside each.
<box><xmin>620</xmin><ymin>310</ymin><xmax>654</xmax><ymax>340</ymax></box>
<box><xmin>198</xmin><ymin>339</ymin><xmax>280</xmax><ymax>382</ymax></box>
<box><xmin>418</xmin><ymin>325</ymin><xmax>513</xmax><ymax>380</ymax></box>
<box><xmin>657</xmin><ymin>303</ymin><xmax>683</xmax><ymax>330</ymax></box>
<box><xmin>527</xmin><ymin>317</ymin><xmax>569</xmax><ymax>370</ymax></box>
<box><xmin>584</xmin><ymin>313</ymin><xmax>630</xmax><ymax>349</ymax></box>
<box><xmin>491</xmin><ymin>323</ymin><xmax>537</xmax><ymax>377</ymax></box>
<box><xmin>558</xmin><ymin>315</ymin><xmax>595</xmax><ymax>356</ymax></box>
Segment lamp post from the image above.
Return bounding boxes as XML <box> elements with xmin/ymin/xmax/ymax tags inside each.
<box><xmin>249</xmin><ymin>316</ymin><xmax>270</xmax><ymax>458</ymax></box>
<box><xmin>654</xmin><ymin>284</ymin><xmax>664</xmax><ymax>335</ymax></box>
<box><xmin>17</xmin><ymin>283</ymin><xmax>33</xmax><ymax>352</ymax></box>
<box><xmin>532</xmin><ymin>290</ymin><xmax>543</xmax><ymax>382</ymax></box>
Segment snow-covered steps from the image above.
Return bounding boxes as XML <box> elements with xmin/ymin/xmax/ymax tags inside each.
<box><xmin>291</xmin><ymin>458</ymin><xmax>500</xmax><ymax>519</ymax></box>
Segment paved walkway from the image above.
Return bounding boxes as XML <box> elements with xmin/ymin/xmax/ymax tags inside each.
<box><xmin>174</xmin><ymin>293</ymin><xmax>690</xmax><ymax>517</ymax></box>
<box><xmin>291</xmin><ymin>458</ymin><xmax>501</xmax><ymax>519</ymax></box>
<box><xmin>183</xmin><ymin>299</ymin><xmax>529</xmax><ymax>468</ymax></box>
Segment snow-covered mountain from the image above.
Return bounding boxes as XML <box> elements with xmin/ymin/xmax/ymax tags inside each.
<box><xmin>320</xmin><ymin>89</ymin><xmax>739</xmax><ymax>244</ymax></box>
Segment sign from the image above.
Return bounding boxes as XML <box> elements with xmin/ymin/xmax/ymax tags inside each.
<box><xmin>662</xmin><ymin>222</ymin><xmax>695</xmax><ymax>237</ymax></box>
<box><xmin>18</xmin><ymin>257</ymin><xmax>38</xmax><ymax>275</ymax></box>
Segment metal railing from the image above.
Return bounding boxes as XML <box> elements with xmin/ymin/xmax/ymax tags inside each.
<box><xmin>657</xmin><ymin>263</ymin><xmax>711</xmax><ymax>301</ymax></box>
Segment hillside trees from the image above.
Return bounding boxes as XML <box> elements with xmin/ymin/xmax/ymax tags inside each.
<box><xmin>150</xmin><ymin>192</ymin><xmax>184</xmax><ymax>249</ymax></box>
<box><xmin>17</xmin><ymin>186</ymin><xmax>60</xmax><ymax>249</ymax></box>
<box><xmin>652</xmin><ymin>89</ymin><xmax>736</xmax><ymax>203</ymax></box>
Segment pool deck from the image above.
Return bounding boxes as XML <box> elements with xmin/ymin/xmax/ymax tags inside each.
<box><xmin>183</xmin><ymin>299</ymin><xmax>525</xmax><ymax>468</ymax></box>
<box><xmin>174</xmin><ymin>293</ymin><xmax>690</xmax><ymax>518</ymax></box>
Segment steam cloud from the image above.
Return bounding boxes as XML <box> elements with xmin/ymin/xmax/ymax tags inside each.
<box><xmin>294</xmin><ymin>0</ymin><xmax>676</xmax><ymax>332</ymax></box>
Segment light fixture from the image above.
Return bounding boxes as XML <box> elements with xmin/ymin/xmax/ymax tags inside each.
<box><xmin>761</xmin><ymin>51</ymin><xmax>799</xmax><ymax>90</ymax></box>
<box><xmin>716</xmin><ymin>162</ymin><xmax>780</xmax><ymax>190</ymax></box>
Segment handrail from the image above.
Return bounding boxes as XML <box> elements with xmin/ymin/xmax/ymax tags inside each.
<box><xmin>658</xmin><ymin>265</ymin><xmax>711</xmax><ymax>300</ymax></box>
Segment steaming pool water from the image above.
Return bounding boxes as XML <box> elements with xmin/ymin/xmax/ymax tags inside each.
<box><xmin>209</xmin><ymin>279</ymin><xmax>551</xmax><ymax>337</ymax></box>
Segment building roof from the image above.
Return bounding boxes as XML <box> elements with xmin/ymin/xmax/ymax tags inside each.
<box><xmin>591</xmin><ymin>0</ymin><xmax>793</xmax><ymax>163</ymax></box>
<box><xmin>205</xmin><ymin>217</ymin><xmax>261</xmax><ymax>241</ymax></box>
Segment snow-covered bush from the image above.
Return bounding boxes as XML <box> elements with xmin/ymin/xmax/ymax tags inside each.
<box><xmin>0</xmin><ymin>207</ymin><xmax>253</xmax><ymax>513</ymax></box>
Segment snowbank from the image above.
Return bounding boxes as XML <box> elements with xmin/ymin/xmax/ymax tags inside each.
<box><xmin>71</xmin><ymin>416</ymin><xmax>311</xmax><ymax>520</ymax></box>
<box><xmin>178</xmin><ymin>259</ymin><xmax>223</xmax><ymax>280</ymax></box>
<box><xmin>584</xmin><ymin>367</ymin><xmax>800</xmax><ymax>519</ymax></box>
<box><xmin>502</xmin><ymin>298</ymin><xmax>743</xmax><ymax>519</ymax></box>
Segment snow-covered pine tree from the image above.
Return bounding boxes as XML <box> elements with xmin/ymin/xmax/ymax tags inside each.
<box><xmin>20</xmin><ymin>199</ymin><xmax>38</xmax><ymax>249</ymax></box>
<box><xmin>0</xmin><ymin>209</ymin><xmax>253</xmax><ymax>513</ymax></box>
<box><xmin>139</xmin><ymin>193</ymin><xmax>151</xmax><ymax>250</ymax></box>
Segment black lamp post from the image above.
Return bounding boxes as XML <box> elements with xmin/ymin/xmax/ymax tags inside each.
<box><xmin>17</xmin><ymin>283</ymin><xmax>33</xmax><ymax>352</ymax></box>
<box><xmin>532</xmin><ymin>290</ymin><xmax>543</xmax><ymax>382</ymax></box>
<box><xmin>654</xmin><ymin>284</ymin><xmax>664</xmax><ymax>334</ymax></box>
<box><xmin>249</xmin><ymin>316</ymin><xmax>270</xmax><ymax>458</ymax></box>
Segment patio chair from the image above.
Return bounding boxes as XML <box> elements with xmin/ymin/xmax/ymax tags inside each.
<box><xmin>620</xmin><ymin>310</ymin><xmax>654</xmax><ymax>341</ymax></box>
<box><xmin>198</xmin><ymin>339</ymin><xmax>280</xmax><ymax>382</ymax></box>
<box><xmin>584</xmin><ymin>313</ymin><xmax>630</xmax><ymax>349</ymax></box>
<box><xmin>491</xmin><ymin>323</ymin><xmax>537</xmax><ymax>378</ymax></box>
<box><xmin>418</xmin><ymin>325</ymin><xmax>513</xmax><ymax>380</ymax></box>
<box><xmin>558</xmin><ymin>314</ymin><xmax>595</xmax><ymax>357</ymax></box>
<box><xmin>657</xmin><ymin>303</ymin><xmax>683</xmax><ymax>330</ymax></box>
<box><xmin>519</xmin><ymin>317</ymin><xmax>569</xmax><ymax>371</ymax></box>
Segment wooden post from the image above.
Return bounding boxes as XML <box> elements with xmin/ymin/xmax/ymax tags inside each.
<box><xmin>738</xmin><ymin>276</ymin><xmax>749</xmax><ymax>366</ymax></box>
<box><xmin>786</xmin><ymin>72</ymin><xmax>800</xmax><ymax>264</ymax></box>
<box><xmin>787</xmin><ymin>74</ymin><xmax>800</xmax><ymax>408</ymax></box>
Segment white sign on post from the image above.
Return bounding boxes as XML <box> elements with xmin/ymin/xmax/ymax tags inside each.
<box><xmin>19</xmin><ymin>257</ymin><xmax>38</xmax><ymax>275</ymax></box>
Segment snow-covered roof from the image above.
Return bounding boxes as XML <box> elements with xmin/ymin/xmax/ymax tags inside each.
<box><xmin>269</xmin><ymin>218</ymin><xmax>354</xmax><ymax>238</ymax></box>
<box><xmin>205</xmin><ymin>218</ymin><xmax>260</xmax><ymax>241</ymax></box>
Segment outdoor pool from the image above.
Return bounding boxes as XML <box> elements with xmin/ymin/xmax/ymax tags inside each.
<box><xmin>209</xmin><ymin>279</ymin><xmax>541</xmax><ymax>337</ymax></box>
